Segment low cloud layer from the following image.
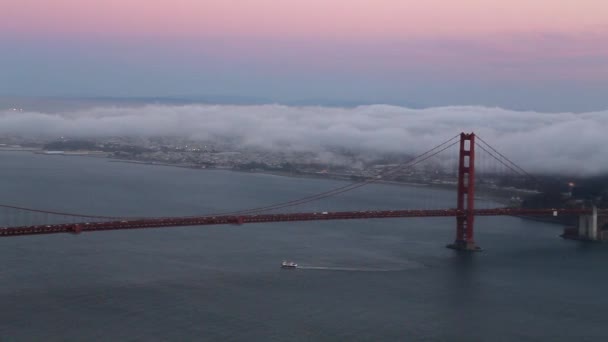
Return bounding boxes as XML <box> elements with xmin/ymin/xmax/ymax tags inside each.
<box><xmin>1</xmin><ymin>104</ymin><xmax>607</xmax><ymax>176</ymax></box>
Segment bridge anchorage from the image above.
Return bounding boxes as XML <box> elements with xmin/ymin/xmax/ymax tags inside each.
<box><xmin>447</xmin><ymin>132</ymin><xmax>482</xmax><ymax>252</ymax></box>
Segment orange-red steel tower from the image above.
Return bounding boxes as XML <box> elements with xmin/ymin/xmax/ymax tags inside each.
<box><xmin>447</xmin><ymin>132</ymin><xmax>482</xmax><ymax>251</ymax></box>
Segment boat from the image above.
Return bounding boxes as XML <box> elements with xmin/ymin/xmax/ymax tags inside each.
<box><xmin>281</xmin><ymin>261</ymin><xmax>298</xmax><ymax>269</ymax></box>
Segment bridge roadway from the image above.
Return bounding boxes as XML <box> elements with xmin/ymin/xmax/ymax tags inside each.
<box><xmin>1</xmin><ymin>208</ymin><xmax>603</xmax><ymax>237</ymax></box>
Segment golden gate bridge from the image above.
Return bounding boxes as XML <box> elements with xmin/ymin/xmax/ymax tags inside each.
<box><xmin>1</xmin><ymin>133</ymin><xmax>605</xmax><ymax>250</ymax></box>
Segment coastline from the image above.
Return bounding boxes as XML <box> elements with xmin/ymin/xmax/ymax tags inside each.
<box><xmin>105</xmin><ymin>158</ymin><xmax>529</xmax><ymax>206</ymax></box>
<box><xmin>4</xmin><ymin>149</ymin><xmax>534</xmax><ymax>207</ymax></box>
<box><xmin>107</xmin><ymin>158</ymin><xmax>435</xmax><ymax>186</ymax></box>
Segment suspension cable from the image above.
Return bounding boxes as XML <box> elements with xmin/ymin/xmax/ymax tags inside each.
<box><xmin>475</xmin><ymin>135</ymin><xmax>535</xmax><ymax>179</ymax></box>
<box><xmin>0</xmin><ymin>204</ymin><xmax>126</xmax><ymax>220</ymax></box>
<box><xmin>210</xmin><ymin>137</ymin><xmax>461</xmax><ymax>215</ymax></box>
<box><xmin>0</xmin><ymin>134</ymin><xmax>461</xmax><ymax>220</ymax></box>
<box><xmin>474</xmin><ymin>143</ymin><xmax>527</xmax><ymax>177</ymax></box>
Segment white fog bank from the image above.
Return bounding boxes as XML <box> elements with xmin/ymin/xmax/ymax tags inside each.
<box><xmin>1</xmin><ymin>104</ymin><xmax>606</xmax><ymax>176</ymax></box>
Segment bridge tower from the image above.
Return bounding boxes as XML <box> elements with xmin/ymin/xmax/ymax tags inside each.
<box><xmin>447</xmin><ymin>132</ymin><xmax>482</xmax><ymax>251</ymax></box>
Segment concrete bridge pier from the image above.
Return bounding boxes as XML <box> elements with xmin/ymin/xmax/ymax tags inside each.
<box><xmin>577</xmin><ymin>206</ymin><xmax>598</xmax><ymax>240</ymax></box>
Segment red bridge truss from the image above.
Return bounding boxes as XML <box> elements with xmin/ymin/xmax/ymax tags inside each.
<box><xmin>0</xmin><ymin>208</ymin><xmax>604</xmax><ymax>238</ymax></box>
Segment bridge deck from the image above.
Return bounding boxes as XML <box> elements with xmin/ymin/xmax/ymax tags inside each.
<box><xmin>0</xmin><ymin>208</ymin><xmax>600</xmax><ymax>237</ymax></box>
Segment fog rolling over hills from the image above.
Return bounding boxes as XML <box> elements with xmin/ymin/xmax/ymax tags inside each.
<box><xmin>0</xmin><ymin>103</ymin><xmax>607</xmax><ymax>176</ymax></box>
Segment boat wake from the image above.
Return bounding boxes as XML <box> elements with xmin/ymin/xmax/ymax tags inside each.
<box><xmin>296</xmin><ymin>265</ymin><xmax>416</xmax><ymax>272</ymax></box>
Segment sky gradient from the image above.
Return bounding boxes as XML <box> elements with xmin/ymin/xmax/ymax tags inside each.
<box><xmin>2</xmin><ymin>0</ymin><xmax>607</xmax><ymax>111</ymax></box>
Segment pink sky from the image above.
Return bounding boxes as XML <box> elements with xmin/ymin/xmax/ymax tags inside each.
<box><xmin>1</xmin><ymin>0</ymin><xmax>606</xmax><ymax>110</ymax></box>
<box><xmin>3</xmin><ymin>0</ymin><xmax>607</xmax><ymax>39</ymax></box>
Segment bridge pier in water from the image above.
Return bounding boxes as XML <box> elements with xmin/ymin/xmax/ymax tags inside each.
<box><xmin>578</xmin><ymin>206</ymin><xmax>598</xmax><ymax>240</ymax></box>
<box><xmin>447</xmin><ymin>132</ymin><xmax>482</xmax><ymax>252</ymax></box>
<box><xmin>563</xmin><ymin>206</ymin><xmax>608</xmax><ymax>241</ymax></box>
